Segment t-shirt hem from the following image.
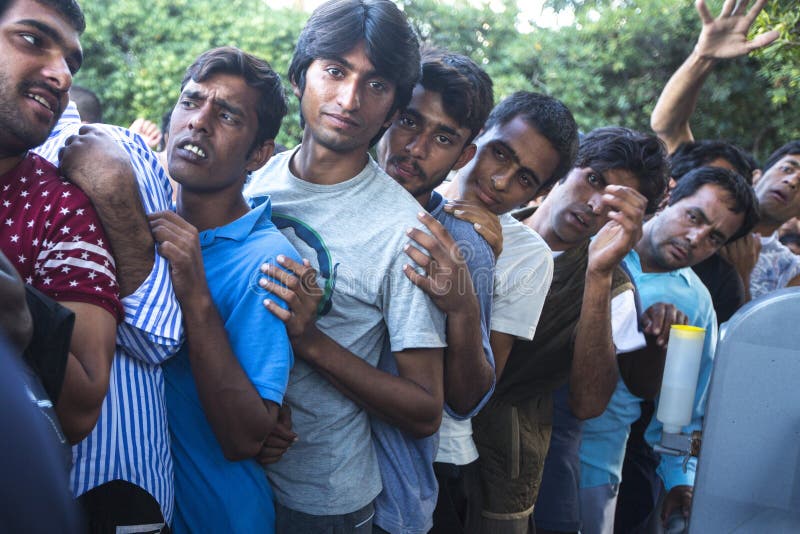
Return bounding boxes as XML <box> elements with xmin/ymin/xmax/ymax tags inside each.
<box><xmin>272</xmin><ymin>485</ymin><xmax>382</xmax><ymax>517</ymax></box>
<box><xmin>489</xmin><ymin>318</ymin><xmax>535</xmax><ymax>340</ymax></box>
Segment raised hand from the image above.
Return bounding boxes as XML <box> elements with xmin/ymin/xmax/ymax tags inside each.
<box><xmin>588</xmin><ymin>185</ymin><xmax>648</xmax><ymax>275</ymax></box>
<box><xmin>694</xmin><ymin>0</ymin><xmax>779</xmax><ymax>60</ymax></box>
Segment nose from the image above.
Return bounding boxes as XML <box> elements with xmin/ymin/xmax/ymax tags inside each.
<box><xmin>44</xmin><ymin>54</ymin><xmax>72</xmax><ymax>93</ymax></box>
<box><xmin>491</xmin><ymin>169</ymin><xmax>515</xmax><ymax>191</ymax></box>
<box><xmin>405</xmin><ymin>134</ymin><xmax>429</xmax><ymax>159</ymax></box>
<box><xmin>188</xmin><ymin>104</ymin><xmax>212</xmax><ymax>134</ymax></box>
<box><xmin>687</xmin><ymin>226</ymin><xmax>710</xmax><ymax>248</ymax></box>
<box><xmin>587</xmin><ymin>192</ymin><xmax>605</xmax><ymax>216</ymax></box>
<box><xmin>338</xmin><ymin>79</ymin><xmax>361</xmax><ymax>112</ymax></box>
<box><xmin>783</xmin><ymin>172</ymin><xmax>799</xmax><ymax>190</ymax></box>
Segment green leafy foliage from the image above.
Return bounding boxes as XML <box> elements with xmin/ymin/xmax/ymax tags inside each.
<box><xmin>76</xmin><ymin>0</ymin><xmax>306</xmax><ymax>147</ymax></box>
<box><xmin>75</xmin><ymin>0</ymin><xmax>797</xmax><ymax>159</ymax></box>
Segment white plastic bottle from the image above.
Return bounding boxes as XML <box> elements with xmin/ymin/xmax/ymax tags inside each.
<box><xmin>656</xmin><ymin>324</ymin><xmax>706</xmax><ymax>434</ymax></box>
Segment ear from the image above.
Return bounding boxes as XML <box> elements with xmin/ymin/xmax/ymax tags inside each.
<box><xmin>291</xmin><ymin>78</ymin><xmax>302</xmax><ymax>99</ymax></box>
<box><xmin>751</xmin><ymin>168</ymin><xmax>762</xmax><ymax>185</ymax></box>
<box><xmin>451</xmin><ymin>143</ymin><xmax>477</xmax><ymax>171</ymax></box>
<box><xmin>245</xmin><ymin>139</ymin><xmax>275</xmax><ymax>174</ymax></box>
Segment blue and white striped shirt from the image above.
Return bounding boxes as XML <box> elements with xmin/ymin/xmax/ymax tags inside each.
<box><xmin>35</xmin><ymin>103</ymin><xmax>183</xmax><ymax>523</ymax></box>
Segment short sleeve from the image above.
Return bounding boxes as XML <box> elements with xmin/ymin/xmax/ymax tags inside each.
<box><xmin>382</xmin><ymin>249</ymin><xmax>447</xmax><ymax>353</ymax></box>
<box><xmin>491</xmin><ymin>234</ymin><xmax>553</xmax><ymax>340</ymax></box>
<box><xmin>611</xmin><ymin>290</ymin><xmax>646</xmax><ymax>354</ymax></box>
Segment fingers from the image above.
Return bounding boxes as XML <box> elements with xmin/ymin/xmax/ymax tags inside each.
<box><xmin>402</xmin><ymin>263</ymin><xmax>433</xmax><ymax>294</ymax></box>
<box><xmin>415</xmin><ymin>211</ymin><xmax>457</xmax><ymax>249</ymax></box>
<box><xmin>403</xmin><ymin>243</ymin><xmax>432</xmax><ymax>271</ymax></box>
<box><xmin>746</xmin><ymin>30</ymin><xmax>780</xmax><ymax>52</ymax></box>
<box><xmin>695</xmin><ymin>0</ymin><xmax>714</xmax><ymax>24</ymax></box>
<box><xmin>719</xmin><ymin>0</ymin><xmax>737</xmax><ymax>18</ymax></box>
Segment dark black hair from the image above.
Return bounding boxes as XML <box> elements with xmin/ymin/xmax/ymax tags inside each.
<box><xmin>669</xmin><ymin>166</ymin><xmax>759</xmax><ymax>243</ymax></box>
<box><xmin>69</xmin><ymin>85</ymin><xmax>101</xmax><ymax>122</ymax></box>
<box><xmin>0</xmin><ymin>0</ymin><xmax>86</xmax><ymax>33</ymax></box>
<box><xmin>418</xmin><ymin>46</ymin><xmax>493</xmax><ymax>145</ymax></box>
<box><xmin>763</xmin><ymin>140</ymin><xmax>800</xmax><ymax>172</ymax></box>
<box><xmin>670</xmin><ymin>140</ymin><xmax>754</xmax><ymax>184</ymax></box>
<box><xmin>289</xmin><ymin>0</ymin><xmax>420</xmax><ymax>124</ymax></box>
<box><xmin>481</xmin><ymin>91</ymin><xmax>578</xmax><ymax>190</ymax></box>
<box><xmin>181</xmin><ymin>47</ymin><xmax>287</xmax><ymax>153</ymax></box>
<box><xmin>573</xmin><ymin>126</ymin><xmax>669</xmax><ymax>215</ymax></box>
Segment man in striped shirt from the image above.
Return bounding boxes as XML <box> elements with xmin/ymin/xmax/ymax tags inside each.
<box><xmin>9</xmin><ymin>2</ymin><xmax>182</xmax><ymax>532</ymax></box>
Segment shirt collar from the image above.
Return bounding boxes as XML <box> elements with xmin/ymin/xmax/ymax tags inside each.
<box><xmin>425</xmin><ymin>190</ymin><xmax>445</xmax><ymax>216</ymax></box>
<box><xmin>198</xmin><ymin>197</ymin><xmax>272</xmax><ymax>245</ymax></box>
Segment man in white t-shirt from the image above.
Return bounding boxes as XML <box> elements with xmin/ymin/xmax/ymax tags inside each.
<box><xmin>437</xmin><ymin>91</ymin><xmax>578</xmax><ymax>532</ymax></box>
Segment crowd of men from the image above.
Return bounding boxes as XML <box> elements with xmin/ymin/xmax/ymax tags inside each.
<box><xmin>1</xmin><ymin>0</ymin><xmax>798</xmax><ymax>532</ymax></box>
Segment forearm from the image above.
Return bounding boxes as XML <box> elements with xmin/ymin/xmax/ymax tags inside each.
<box><xmin>56</xmin><ymin>350</ymin><xmax>112</xmax><ymax>444</ymax></box>
<box><xmin>650</xmin><ymin>51</ymin><xmax>717</xmax><ymax>153</ymax></box>
<box><xmin>54</xmin><ymin>302</ymin><xmax>116</xmax><ymax>444</ymax></box>
<box><xmin>569</xmin><ymin>270</ymin><xmax>618</xmax><ymax>420</ymax></box>
<box><xmin>91</xmin><ymin>186</ymin><xmax>155</xmax><ymax>298</ymax></box>
<box><xmin>296</xmin><ymin>327</ymin><xmax>443</xmax><ymax>438</ymax></box>
<box><xmin>183</xmin><ymin>296</ymin><xmax>276</xmax><ymax>460</ymax></box>
<box><xmin>443</xmin><ymin>305</ymin><xmax>495</xmax><ymax>417</ymax></box>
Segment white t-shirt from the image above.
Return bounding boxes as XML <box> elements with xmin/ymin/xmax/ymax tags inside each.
<box><xmin>436</xmin><ymin>214</ymin><xmax>553</xmax><ymax>466</ymax></box>
<box><xmin>491</xmin><ymin>213</ymin><xmax>554</xmax><ymax>340</ymax></box>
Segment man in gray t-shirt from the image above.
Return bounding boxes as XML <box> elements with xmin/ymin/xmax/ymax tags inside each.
<box><xmin>244</xmin><ymin>2</ymin><xmax>446</xmax><ymax>531</ymax></box>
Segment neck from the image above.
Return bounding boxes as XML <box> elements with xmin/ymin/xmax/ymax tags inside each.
<box><xmin>524</xmin><ymin>203</ymin><xmax>572</xmax><ymax>252</ymax></box>
<box><xmin>439</xmin><ymin>174</ymin><xmax>464</xmax><ymax>201</ymax></box>
<box><xmin>291</xmin><ymin>131</ymin><xmax>369</xmax><ymax>185</ymax></box>
<box><xmin>754</xmin><ymin>220</ymin><xmax>780</xmax><ymax>237</ymax></box>
<box><xmin>0</xmin><ymin>152</ymin><xmax>27</xmax><ymax>177</ymax></box>
<box><xmin>633</xmin><ymin>225</ymin><xmax>665</xmax><ymax>273</ymax></box>
<box><xmin>415</xmin><ymin>191</ymin><xmax>433</xmax><ymax>208</ymax></box>
<box><xmin>177</xmin><ymin>181</ymin><xmax>250</xmax><ymax>231</ymax></box>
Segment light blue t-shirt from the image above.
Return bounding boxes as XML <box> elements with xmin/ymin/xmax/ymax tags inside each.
<box><xmin>371</xmin><ymin>191</ymin><xmax>496</xmax><ymax>534</ymax></box>
<box><xmin>580</xmin><ymin>249</ymin><xmax>717</xmax><ymax>491</ymax></box>
<box><xmin>164</xmin><ymin>200</ymin><xmax>299</xmax><ymax>533</ymax></box>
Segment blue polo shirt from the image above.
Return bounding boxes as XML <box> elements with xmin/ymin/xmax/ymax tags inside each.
<box><xmin>164</xmin><ymin>200</ymin><xmax>299</xmax><ymax>533</ymax></box>
<box><xmin>580</xmin><ymin>249</ymin><xmax>717</xmax><ymax>491</ymax></box>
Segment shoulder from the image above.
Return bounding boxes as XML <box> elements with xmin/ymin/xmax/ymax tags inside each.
<box><xmin>497</xmin><ymin>214</ymin><xmax>552</xmax><ymax>269</ymax></box>
<box><xmin>245</xmin><ymin>150</ymin><xmax>293</xmax><ymax>198</ymax></box>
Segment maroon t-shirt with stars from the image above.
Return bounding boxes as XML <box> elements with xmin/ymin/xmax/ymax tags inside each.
<box><xmin>1</xmin><ymin>152</ymin><xmax>122</xmax><ymax>322</ymax></box>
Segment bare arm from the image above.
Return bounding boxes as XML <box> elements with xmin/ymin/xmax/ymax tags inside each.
<box><xmin>490</xmin><ymin>330</ymin><xmax>515</xmax><ymax>380</ymax></box>
<box><xmin>59</xmin><ymin>126</ymin><xmax>155</xmax><ymax>297</ymax></box>
<box><xmin>650</xmin><ymin>0</ymin><xmax>779</xmax><ymax>153</ymax></box>
<box><xmin>149</xmin><ymin>211</ymin><xmax>277</xmax><ymax>460</ymax></box>
<box><xmin>403</xmin><ymin>212</ymin><xmax>494</xmax><ymax>416</ymax></box>
<box><xmin>261</xmin><ymin>256</ymin><xmax>444</xmax><ymax>438</ymax></box>
<box><xmin>55</xmin><ymin>301</ymin><xmax>116</xmax><ymax>444</ymax></box>
<box><xmin>570</xmin><ymin>185</ymin><xmax>647</xmax><ymax>419</ymax></box>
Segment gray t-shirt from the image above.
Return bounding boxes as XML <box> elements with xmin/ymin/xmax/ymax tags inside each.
<box><xmin>245</xmin><ymin>149</ymin><xmax>447</xmax><ymax>515</ymax></box>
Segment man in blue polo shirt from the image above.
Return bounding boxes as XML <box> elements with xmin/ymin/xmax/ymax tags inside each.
<box><xmin>578</xmin><ymin>166</ymin><xmax>758</xmax><ymax>532</ymax></box>
<box><xmin>149</xmin><ymin>47</ymin><xmax>299</xmax><ymax>533</ymax></box>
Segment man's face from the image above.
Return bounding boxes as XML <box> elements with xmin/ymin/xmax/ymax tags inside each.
<box><xmin>753</xmin><ymin>154</ymin><xmax>800</xmax><ymax>225</ymax></box>
<box><xmin>377</xmin><ymin>85</ymin><xmax>473</xmax><ymax>200</ymax></box>
<box><xmin>543</xmin><ymin>166</ymin><xmax>641</xmax><ymax>248</ymax></box>
<box><xmin>294</xmin><ymin>41</ymin><xmax>395</xmax><ymax>155</ymax></box>
<box><xmin>0</xmin><ymin>0</ymin><xmax>81</xmax><ymax>156</ymax></box>
<box><xmin>456</xmin><ymin>116</ymin><xmax>560</xmax><ymax>215</ymax></box>
<box><xmin>167</xmin><ymin>73</ymin><xmax>272</xmax><ymax>193</ymax></box>
<box><xmin>642</xmin><ymin>183</ymin><xmax>744</xmax><ymax>272</ymax></box>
